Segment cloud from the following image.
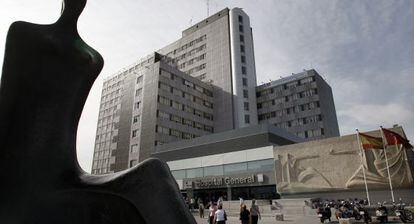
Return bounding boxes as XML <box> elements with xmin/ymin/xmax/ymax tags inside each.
<box><xmin>338</xmin><ymin>103</ymin><xmax>414</xmax><ymax>126</ymax></box>
<box><xmin>1</xmin><ymin>0</ymin><xmax>413</xmax><ymax>172</ymax></box>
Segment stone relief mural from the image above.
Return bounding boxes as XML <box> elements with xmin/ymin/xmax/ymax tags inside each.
<box><xmin>346</xmin><ymin>145</ymin><xmax>414</xmax><ymax>188</ymax></box>
<box><xmin>274</xmin><ymin>135</ymin><xmax>414</xmax><ymax>194</ymax></box>
<box><xmin>276</xmin><ymin>153</ymin><xmax>334</xmax><ymax>193</ymax></box>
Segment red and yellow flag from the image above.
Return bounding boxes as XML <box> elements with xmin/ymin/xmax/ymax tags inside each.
<box><xmin>359</xmin><ymin>132</ymin><xmax>383</xmax><ymax>150</ymax></box>
<box><xmin>382</xmin><ymin>128</ymin><xmax>413</xmax><ymax>149</ymax></box>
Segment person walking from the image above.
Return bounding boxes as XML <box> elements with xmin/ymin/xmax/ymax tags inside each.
<box><xmin>198</xmin><ymin>198</ymin><xmax>204</xmax><ymax>218</ymax></box>
<box><xmin>208</xmin><ymin>202</ymin><xmax>217</xmax><ymax>224</ymax></box>
<box><xmin>250</xmin><ymin>199</ymin><xmax>261</xmax><ymax>224</ymax></box>
<box><xmin>214</xmin><ymin>205</ymin><xmax>227</xmax><ymax>224</ymax></box>
<box><xmin>239</xmin><ymin>204</ymin><xmax>250</xmax><ymax>224</ymax></box>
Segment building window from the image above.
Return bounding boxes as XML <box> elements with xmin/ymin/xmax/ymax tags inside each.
<box><xmin>182</xmin><ymin>133</ymin><xmax>192</xmax><ymax>139</ymax></box>
<box><xmin>238</xmin><ymin>15</ymin><xmax>243</xmax><ymax>23</ymax></box>
<box><xmin>170</xmin><ymin>115</ymin><xmax>182</xmax><ymax>123</ymax></box>
<box><xmin>135</xmin><ymin>88</ymin><xmax>142</xmax><ymax>97</ymax></box>
<box><xmin>187</xmin><ymin>168</ymin><xmax>203</xmax><ymax>178</ymax></box>
<box><xmin>156</xmin><ymin>125</ymin><xmax>169</xmax><ymax>135</ymax></box>
<box><xmin>203</xmin><ymin>101</ymin><xmax>213</xmax><ymax>108</ymax></box>
<box><xmin>133</xmin><ymin>115</ymin><xmax>140</xmax><ymax>123</ymax></box>
<box><xmin>240</xmin><ymin>35</ymin><xmax>244</xmax><ymax>43</ymax></box>
<box><xmin>245</xmin><ymin>115</ymin><xmax>250</xmax><ymax>124</ymax></box>
<box><xmin>171</xmin><ymin>170</ymin><xmax>186</xmax><ymax>179</ymax></box>
<box><xmin>129</xmin><ymin>160</ymin><xmax>138</xmax><ymax>168</ymax></box>
<box><xmin>204</xmin><ymin>125</ymin><xmax>214</xmax><ymax>133</ymax></box>
<box><xmin>158</xmin><ymin>96</ymin><xmax>170</xmax><ymax>106</ymax></box>
<box><xmin>171</xmin><ymin>129</ymin><xmax>181</xmax><ymax>138</ymax></box>
<box><xmin>243</xmin><ymin>90</ymin><xmax>249</xmax><ymax>98</ymax></box>
<box><xmin>204</xmin><ymin>113</ymin><xmax>213</xmax><ymax>120</ymax></box>
<box><xmin>241</xmin><ymin>55</ymin><xmax>246</xmax><ymax>63</ymax></box>
<box><xmin>242</xmin><ymin>78</ymin><xmax>248</xmax><ymax>86</ymax></box>
<box><xmin>244</xmin><ymin>102</ymin><xmax>249</xmax><ymax>111</ymax></box>
<box><xmin>132</xmin><ymin>129</ymin><xmax>138</xmax><ymax>138</ymax></box>
<box><xmin>204</xmin><ymin>165</ymin><xmax>223</xmax><ymax>177</ymax></box>
<box><xmin>136</xmin><ymin>76</ymin><xmax>143</xmax><ymax>84</ymax></box>
<box><xmin>130</xmin><ymin>144</ymin><xmax>139</xmax><ymax>153</ymax></box>
<box><xmin>134</xmin><ymin>101</ymin><xmax>140</xmax><ymax>110</ymax></box>
<box><xmin>157</xmin><ymin>110</ymin><xmax>169</xmax><ymax>119</ymax></box>
<box><xmin>242</xmin><ymin>66</ymin><xmax>247</xmax><ymax>74</ymax></box>
<box><xmin>224</xmin><ymin>162</ymin><xmax>247</xmax><ymax>175</ymax></box>
<box><xmin>172</xmin><ymin>101</ymin><xmax>182</xmax><ymax>110</ymax></box>
<box><xmin>183</xmin><ymin>119</ymin><xmax>193</xmax><ymax>127</ymax></box>
<box><xmin>239</xmin><ymin>25</ymin><xmax>244</xmax><ymax>33</ymax></box>
<box><xmin>240</xmin><ymin>45</ymin><xmax>245</xmax><ymax>53</ymax></box>
<box><xmin>194</xmin><ymin>110</ymin><xmax>203</xmax><ymax>117</ymax></box>
<box><xmin>184</xmin><ymin>105</ymin><xmax>194</xmax><ymax>114</ymax></box>
<box><xmin>183</xmin><ymin>79</ymin><xmax>194</xmax><ymax>88</ymax></box>
<box><xmin>195</xmin><ymin>122</ymin><xmax>204</xmax><ymax>130</ymax></box>
<box><xmin>203</xmin><ymin>89</ymin><xmax>213</xmax><ymax>97</ymax></box>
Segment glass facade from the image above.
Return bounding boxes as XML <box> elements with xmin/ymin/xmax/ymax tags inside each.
<box><xmin>171</xmin><ymin>159</ymin><xmax>274</xmax><ymax>179</ymax></box>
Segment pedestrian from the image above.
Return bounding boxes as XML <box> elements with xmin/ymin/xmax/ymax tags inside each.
<box><xmin>190</xmin><ymin>197</ymin><xmax>195</xmax><ymax>212</ymax></box>
<box><xmin>217</xmin><ymin>196</ymin><xmax>223</xmax><ymax>207</ymax></box>
<box><xmin>214</xmin><ymin>205</ymin><xmax>227</xmax><ymax>224</ymax></box>
<box><xmin>208</xmin><ymin>202</ymin><xmax>217</xmax><ymax>224</ymax></box>
<box><xmin>198</xmin><ymin>198</ymin><xmax>204</xmax><ymax>218</ymax></box>
<box><xmin>250</xmin><ymin>199</ymin><xmax>261</xmax><ymax>224</ymax></box>
<box><xmin>239</xmin><ymin>204</ymin><xmax>250</xmax><ymax>224</ymax></box>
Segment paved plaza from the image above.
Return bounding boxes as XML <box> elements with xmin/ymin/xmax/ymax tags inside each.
<box><xmin>193</xmin><ymin>214</ymin><xmax>407</xmax><ymax>224</ymax></box>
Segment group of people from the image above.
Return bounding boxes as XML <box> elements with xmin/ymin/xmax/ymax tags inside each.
<box><xmin>203</xmin><ymin>198</ymin><xmax>261</xmax><ymax>224</ymax></box>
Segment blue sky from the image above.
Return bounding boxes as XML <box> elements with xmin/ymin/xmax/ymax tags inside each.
<box><xmin>1</xmin><ymin>0</ymin><xmax>413</xmax><ymax>171</ymax></box>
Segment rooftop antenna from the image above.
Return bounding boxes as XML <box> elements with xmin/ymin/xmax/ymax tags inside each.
<box><xmin>189</xmin><ymin>16</ymin><xmax>193</xmax><ymax>26</ymax></box>
<box><xmin>206</xmin><ymin>0</ymin><xmax>210</xmax><ymax>17</ymax></box>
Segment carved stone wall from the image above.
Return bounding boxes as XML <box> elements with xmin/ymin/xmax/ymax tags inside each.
<box><xmin>273</xmin><ymin>127</ymin><xmax>414</xmax><ymax>195</ymax></box>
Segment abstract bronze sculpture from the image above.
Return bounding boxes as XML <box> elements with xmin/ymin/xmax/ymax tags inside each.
<box><xmin>0</xmin><ymin>0</ymin><xmax>195</xmax><ymax>223</ymax></box>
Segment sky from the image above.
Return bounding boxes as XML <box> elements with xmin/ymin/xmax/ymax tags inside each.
<box><xmin>1</xmin><ymin>0</ymin><xmax>413</xmax><ymax>172</ymax></box>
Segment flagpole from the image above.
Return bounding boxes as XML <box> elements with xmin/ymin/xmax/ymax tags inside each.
<box><xmin>356</xmin><ymin>129</ymin><xmax>371</xmax><ymax>205</ymax></box>
<box><xmin>380</xmin><ymin>127</ymin><xmax>395</xmax><ymax>203</ymax></box>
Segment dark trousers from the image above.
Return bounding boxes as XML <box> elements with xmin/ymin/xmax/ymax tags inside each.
<box><xmin>251</xmin><ymin>215</ymin><xmax>259</xmax><ymax>224</ymax></box>
<box><xmin>209</xmin><ymin>216</ymin><xmax>214</xmax><ymax>224</ymax></box>
<box><xmin>216</xmin><ymin>221</ymin><xmax>225</xmax><ymax>224</ymax></box>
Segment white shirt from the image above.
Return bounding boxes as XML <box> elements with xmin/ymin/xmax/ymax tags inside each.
<box><xmin>215</xmin><ymin>209</ymin><xmax>226</xmax><ymax>221</ymax></box>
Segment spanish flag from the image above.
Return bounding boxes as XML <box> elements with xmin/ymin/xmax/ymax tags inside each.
<box><xmin>381</xmin><ymin>128</ymin><xmax>413</xmax><ymax>150</ymax></box>
<box><xmin>359</xmin><ymin>132</ymin><xmax>383</xmax><ymax>150</ymax></box>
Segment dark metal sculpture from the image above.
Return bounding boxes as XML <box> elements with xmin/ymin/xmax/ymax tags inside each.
<box><xmin>0</xmin><ymin>0</ymin><xmax>195</xmax><ymax>223</ymax></box>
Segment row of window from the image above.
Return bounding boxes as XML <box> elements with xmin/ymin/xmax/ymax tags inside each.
<box><xmin>257</xmin><ymin>89</ymin><xmax>318</xmax><ymax>108</ymax></box>
<box><xmin>156</xmin><ymin>125</ymin><xmax>200</xmax><ymax>140</ymax></box>
<box><xmin>159</xmin><ymin>69</ymin><xmax>213</xmax><ymax>96</ymax></box>
<box><xmin>93</xmin><ymin>149</ymin><xmax>111</xmax><ymax>159</ymax></box>
<box><xmin>171</xmin><ymin>159</ymin><xmax>274</xmax><ymax>180</ymax></box>
<box><xmin>100</xmin><ymin>97</ymin><xmax>120</xmax><ymax>110</ymax></box>
<box><xmin>99</xmin><ymin>104</ymin><xmax>119</xmax><ymax>117</ymax></box>
<box><xmin>166</xmin><ymin>44</ymin><xmax>207</xmax><ymax>66</ymax></box>
<box><xmin>296</xmin><ymin>128</ymin><xmax>325</xmax><ymax>139</ymax></box>
<box><xmin>93</xmin><ymin>158</ymin><xmax>110</xmax><ymax>168</ymax></box>
<box><xmin>159</xmin><ymin>84</ymin><xmax>213</xmax><ymax>109</ymax></box>
<box><xmin>103</xmin><ymin>79</ymin><xmax>122</xmax><ymax>92</ymax></box>
<box><xmin>186</xmin><ymin>63</ymin><xmax>206</xmax><ymax>75</ymax></box>
<box><xmin>260</xmin><ymin>114</ymin><xmax>323</xmax><ymax>127</ymax></box>
<box><xmin>258</xmin><ymin>101</ymin><xmax>321</xmax><ymax>120</ymax></box>
<box><xmin>178</xmin><ymin>54</ymin><xmax>206</xmax><ymax>70</ymax></box>
<box><xmin>95</xmin><ymin>140</ymin><xmax>111</xmax><ymax>151</ymax></box>
<box><xmin>157</xmin><ymin>110</ymin><xmax>214</xmax><ymax>133</ymax></box>
<box><xmin>101</xmin><ymin>89</ymin><xmax>121</xmax><ymax>102</ymax></box>
<box><xmin>158</xmin><ymin>96</ymin><xmax>214</xmax><ymax>118</ymax></box>
<box><xmin>165</xmin><ymin>35</ymin><xmax>207</xmax><ymax>57</ymax></box>
<box><xmin>257</xmin><ymin>76</ymin><xmax>316</xmax><ymax>97</ymax></box>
